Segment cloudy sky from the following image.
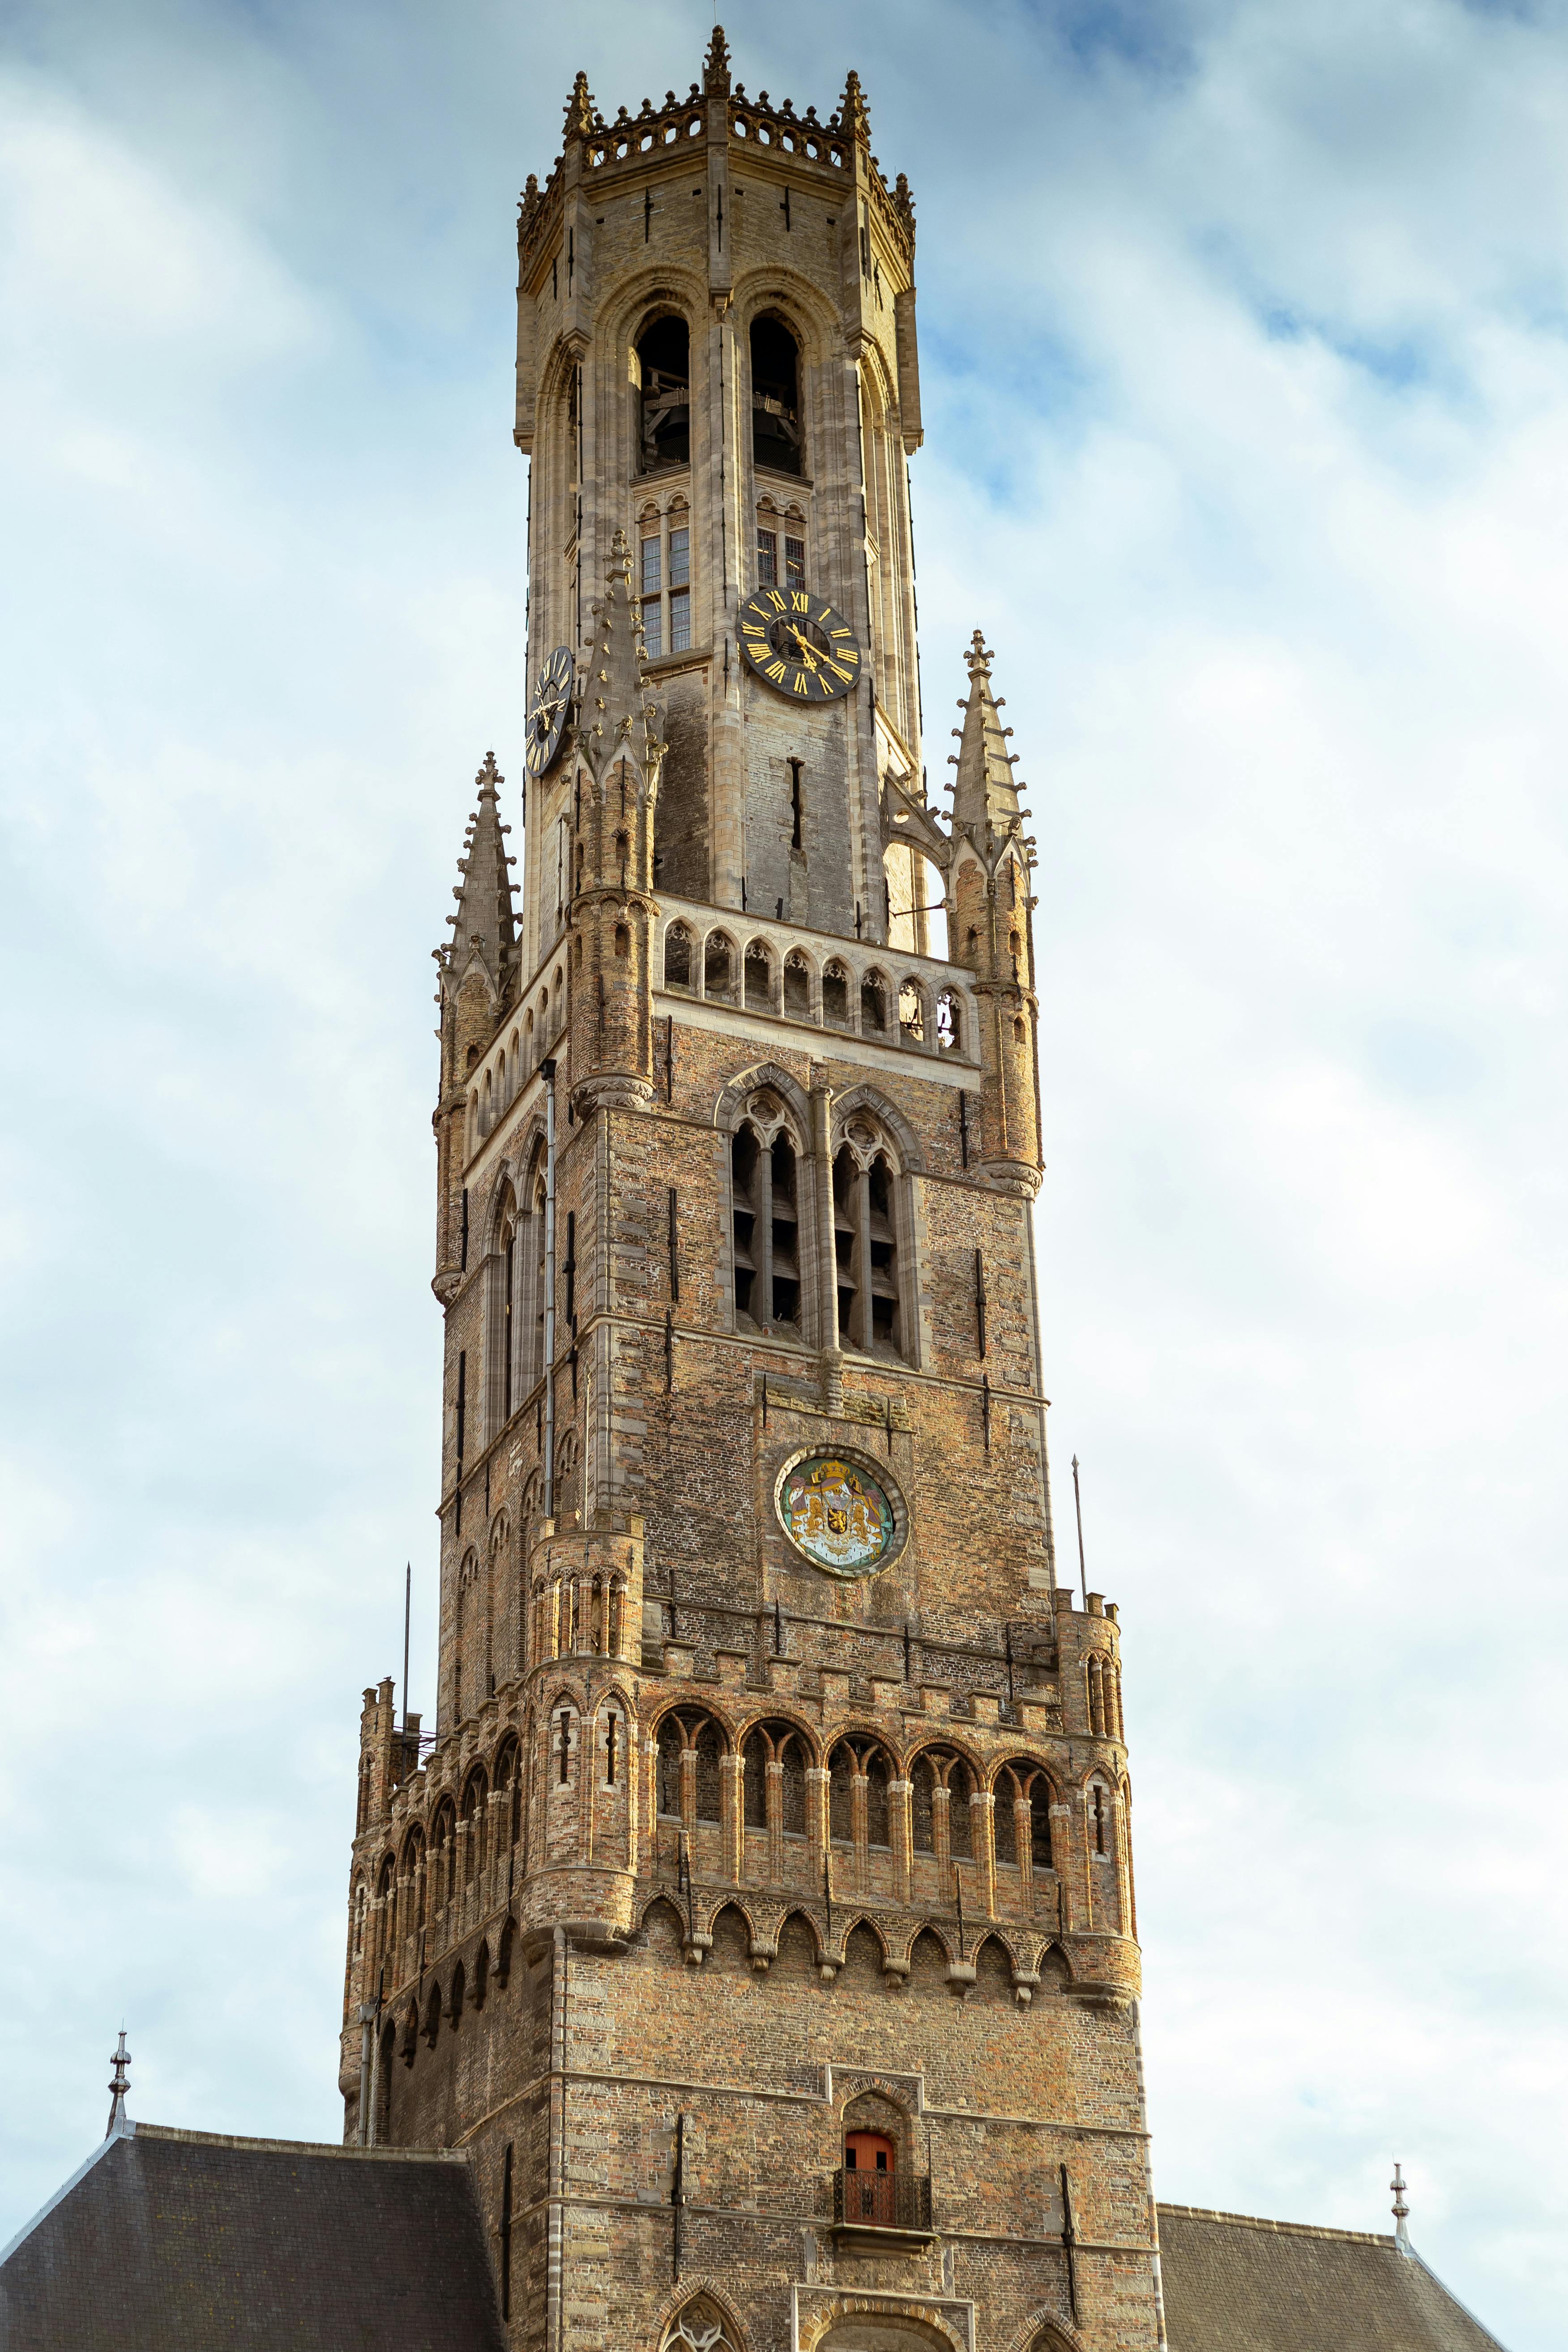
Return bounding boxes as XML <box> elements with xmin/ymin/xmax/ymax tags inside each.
<box><xmin>2</xmin><ymin>0</ymin><xmax>1565</xmax><ymax>2339</ymax></box>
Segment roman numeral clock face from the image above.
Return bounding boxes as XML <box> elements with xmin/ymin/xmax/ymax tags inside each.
<box><xmin>738</xmin><ymin>588</ymin><xmax>861</xmax><ymax>701</ymax></box>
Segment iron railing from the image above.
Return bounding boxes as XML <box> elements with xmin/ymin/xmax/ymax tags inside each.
<box><xmin>833</xmin><ymin>2168</ymin><xmax>932</xmax><ymax>2232</ymax></box>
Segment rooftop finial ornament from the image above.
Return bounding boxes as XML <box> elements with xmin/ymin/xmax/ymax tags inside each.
<box><xmin>105</xmin><ymin>2029</ymin><xmax>131</xmax><ymax>2138</ymax></box>
<box><xmin>703</xmin><ymin>24</ymin><xmax>731</xmax><ymax>99</ymax></box>
<box><xmin>564</xmin><ymin>69</ymin><xmax>596</xmax><ymax>140</ymax></box>
<box><xmin>1390</xmin><ymin>2162</ymin><xmax>1410</xmax><ymax>2254</ymax></box>
<box><xmin>835</xmin><ymin>68</ymin><xmax>870</xmax><ymax>144</ymax></box>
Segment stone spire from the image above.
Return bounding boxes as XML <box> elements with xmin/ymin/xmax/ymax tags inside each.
<box><xmin>105</xmin><ymin>2029</ymin><xmax>131</xmax><ymax>2138</ymax></box>
<box><xmin>948</xmin><ymin>631</ymin><xmax>1024</xmax><ymax>847</ymax></box>
<box><xmin>580</xmin><ymin>532</ymin><xmax>664</xmax><ymax>780</ymax></box>
<box><xmin>1391</xmin><ymin>2163</ymin><xmax>1411</xmax><ymax>2255</ymax></box>
<box><xmin>702</xmin><ymin>24</ymin><xmax>731</xmax><ymax>99</ymax></box>
<box><xmin>834</xmin><ymin>68</ymin><xmax>870</xmax><ymax>144</ymax></box>
<box><xmin>442</xmin><ymin>752</ymin><xmax>518</xmax><ymax>992</ymax></box>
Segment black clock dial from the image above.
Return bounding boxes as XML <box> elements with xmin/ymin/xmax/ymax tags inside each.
<box><xmin>738</xmin><ymin>587</ymin><xmax>861</xmax><ymax>702</ymax></box>
<box><xmin>525</xmin><ymin>645</ymin><xmax>575</xmax><ymax>775</ymax></box>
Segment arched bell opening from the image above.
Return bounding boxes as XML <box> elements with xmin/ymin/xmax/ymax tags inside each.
<box><xmin>637</xmin><ymin>314</ymin><xmax>690</xmax><ymax>471</ymax></box>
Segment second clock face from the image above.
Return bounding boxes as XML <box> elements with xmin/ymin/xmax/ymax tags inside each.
<box><xmin>738</xmin><ymin>587</ymin><xmax>861</xmax><ymax>702</ymax></box>
<box><xmin>525</xmin><ymin>645</ymin><xmax>574</xmax><ymax>776</ymax></box>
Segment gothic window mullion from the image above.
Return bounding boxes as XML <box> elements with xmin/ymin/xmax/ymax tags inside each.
<box><xmin>855</xmin><ymin>1162</ymin><xmax>872</xmax><ymax>1351</ymax></box>
<box><xmin>757</xmin><ymin>1141</ymin><xmax>774</xmax><ymax>1329</ymax></box>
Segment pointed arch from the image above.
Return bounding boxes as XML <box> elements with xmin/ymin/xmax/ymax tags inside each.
<box><xmin>829</xmin><ymin>1083</ymin><xmax>927</xmax><ymax>1175</ymax></box>
<box><xmin>656</xmin><ymin>2284</ymin><xmax>748</xmax><ymax>2352</ymax></box>
<box><xmin>712</xmin><ymin>1060</ymin><xmax>813</xmax><ymax>1140</ymax></box>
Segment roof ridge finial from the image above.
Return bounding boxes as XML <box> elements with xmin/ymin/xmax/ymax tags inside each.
<box><xmin>703</xmin><ymin>24</ymin><xmax>731</xmax><ymax>99</ymax></box>
<box><xmin>835</xmin><ymin>68</ymin><xmax>870</xmax><ymax>144</ymax></box>
<box><xmin>1390</xmin><ymin>2162</ymin><xmax>1410</xmax><ymax>2255</ymax></box>
<box><xmin>106</xmin><ymin>2028</ymin><xmax>131</xmax><ymax>2138</ymax></box>
<box><xmin>564</xmin><ymin>69</ymin><xmax>595</xmax><ymax>140</ymax></box>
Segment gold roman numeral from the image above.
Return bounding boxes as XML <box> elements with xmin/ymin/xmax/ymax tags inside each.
<box><xmin>792</xmin><ymin>672</ymin><xmax>809</xmax><ymax>694</ymax></box>
<box><xmin>765</xmin><ymin>660</ymin><xmax>787</xmax><ymax>681</ymax></box>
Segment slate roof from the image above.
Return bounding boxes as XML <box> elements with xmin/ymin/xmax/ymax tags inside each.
<box><xmin>0</xmin><ymin>2122</ymin><xmax>507</xmax><ymax>2352</ymax></box>
<box><xmin>1156</xmin><ymin>2201</ymin><xmax>1508</xmax><ymax>2352</ymax></box>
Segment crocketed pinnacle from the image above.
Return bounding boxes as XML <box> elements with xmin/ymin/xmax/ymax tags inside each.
<box><xmin>834</xmin><ymin>68</ymin><xmax>870</xmax><ymax>144</ymax></box>
<box><xmin>563</xmin><ymin>70</ymin><xmax>597</xmax><ymax>139</ymax></box>
<box><xmin>581</xmin><ymin>531</ymin><xmax>664</xmax><ymax>776</ymax></box>
<box><xmin>444</xmin><ymin>752</ymin><xmax>517</xmax><ymax>979</ymax></box>
<box><xmin>950</xmin><ymin>633</ymin><xmax>1022</xmax><ymax>843</ymax></box>
<box><xmin>703</xmin><ymin>24</ymin><xmax>731</xmax><ymax>98</ymax></box>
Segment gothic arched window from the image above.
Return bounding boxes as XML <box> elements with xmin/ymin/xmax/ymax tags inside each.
<box><xmin>741</xmin><ymin>1719</ymin><xmax>810</xmax><ymax>1839</ymax></box>
<box><xmin>704</xmin><ymin>930</ymin><xmax>737</xmax><ymax>1003</ymax></box>
<box><xmin>664</xmin><ymin>923</ymin><xmax>693</xmax><ymax>991</ymax></box>
<box><xmin>751</xmin><ymin>314</ymin><xmax>802</xmax><ymax>474</ymax></box>
<box><xmin>731</xmin><ymin>1120</ymin><xmax>801</xmax><ymax>1335</ymax></box>
<box><xmin>637</xmin><ymin>314</ymin><xmax>690</xmax><ymax>471</ymax></box>
<box><xmin>832</xmin><ymin>1132</ymin><xmax>903</xmax><ymax>1359</ymax></box>
<box><xmin>662</xmin><ymin>2298</ymin><xmax>739</xmax><ymax>2352</ymax></box>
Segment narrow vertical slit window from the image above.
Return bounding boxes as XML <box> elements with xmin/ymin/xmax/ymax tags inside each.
<box><xmin>785</xmin><ymin>535</ymin><xmax>806</xmax><ymax>589</ymax></box>
<box><xmin>757</xmin><ymin>526</ymin><xmax>778</xmax><ymax>586</ymax></box>
<box><xmin>503</xmin><ymin>1215</ymin><xmax>516</xmax><ymax>1420</ymax></box>
<box><xmin>641</xmin><ymin>533</ymin><xmax>663</xmax><ymax>659</ymax></box>
<box><xmin>769</xmin><ymin>1133</ymin><xmax>799</xmax><ymax>1330</ymax></box>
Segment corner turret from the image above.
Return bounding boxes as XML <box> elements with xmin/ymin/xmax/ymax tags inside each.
<box><xmin>432</xmin><ymin>753</ymin><xmax>520</xmax><ymax>1297</ymax></box>
<box><xmin>946</xmin><ymin>633</ymin><xmax>1042</xmax><ymax>1193</ymax></box>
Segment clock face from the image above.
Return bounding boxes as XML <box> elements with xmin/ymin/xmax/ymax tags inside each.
<box><xmin>738</xmin><ymin>587</ymin><xmax>861</xmax><ymax>702</ymax></box>
<box><xmin>525</xmin><ymin>645</ymin><xmax>574</xmax><ymax>776</ymax></box>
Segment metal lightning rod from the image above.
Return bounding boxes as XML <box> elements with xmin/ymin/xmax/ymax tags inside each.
<box><xmin>1071</xmin><ymin>1457</ymin><xmax>1088</xmax><ymax>1607</ymax></box>
<box><xmin>402</xmin><ymin>1563</ymin><xmax>412</xmax><ymax>1743</ymax></box>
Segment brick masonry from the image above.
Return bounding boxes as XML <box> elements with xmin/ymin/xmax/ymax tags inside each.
<box><xmin>340</xmin><ymin>30</ymin><xmax>1163</xmax><ymax>2352</ymax></box>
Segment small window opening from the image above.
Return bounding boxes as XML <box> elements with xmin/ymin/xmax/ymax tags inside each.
<box><xmin>606</xmin><ymin>1713</ymin><xmax>617</xmax><ymax>1786</ymax></box>
<box><xmin>744</xmin><ymin>941</ymin><xmax>773</xmax><ymax>1010</ymax></box>
<box><xmin>788</xmin><ymin>757</ymin><xmax>804</xmax><ymax>850</ymax></box>
<box><xmin>757</xmin><ymin>526</ymin><xmax>777</xmax><ymax>586</ymax></box>
<box><xmin>860</xmin><ymin>975</ymin><xmax>887</xmax><ymax>1034</ymax></box>
<box><xmin>783</xmin><ymin>950</ymin><xmax>810</xmax><ymax>1018</ymax></box>
<box><xmin>822</xmin><ymin>961</ymin><xmax>850</xmax><ymax>1026</ymax></box>
<box><xmin>614</xmin><ymin>922</ymin><xmax>630</xmax><ymax>958</ymax></box>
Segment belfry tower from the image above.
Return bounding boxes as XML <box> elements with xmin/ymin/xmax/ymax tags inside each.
<box><xmin>342</xmin><ymin>31</ymin><xmax>1162</xmax><ymax>2352</ymax></box>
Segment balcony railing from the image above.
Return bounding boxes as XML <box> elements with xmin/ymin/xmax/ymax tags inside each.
<box><xmin>833</xmin><ymin>2168</ymin><xmax>933</xmax><ymax>2234</ymax></box>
